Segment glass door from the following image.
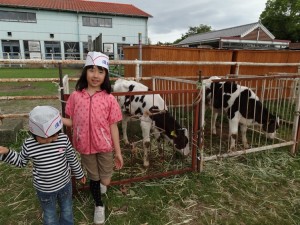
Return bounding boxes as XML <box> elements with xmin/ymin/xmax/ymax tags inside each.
<box><xmin>44</xmin><ymin>41</ymin><xmax>61</xmax><ymax>59</ymax></box>
<box><xmin>2</xmin><ymin>40</ymin><xmax>20</xmax><ymax>59</ymax></box>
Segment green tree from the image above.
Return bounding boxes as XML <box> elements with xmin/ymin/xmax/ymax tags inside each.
<box><xmin>173</xmin><ymin>24</ymin><xmax>212</xmax><ymax>44</ymax></box>
<box><xmin>260</xmin><ymin>0</ymin><xmax>300</xmax><ymax>42</ymax></box>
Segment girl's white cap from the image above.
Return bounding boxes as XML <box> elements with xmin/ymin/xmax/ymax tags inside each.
<box><xmin>29</xmin><ymin>106</ymin><xmax>62</xmax><ymax>138</ymax></box>
<box><xmin>84</xmin><ymin>51</ymin><xmax>109</xmax><ymax>71</ymax></box>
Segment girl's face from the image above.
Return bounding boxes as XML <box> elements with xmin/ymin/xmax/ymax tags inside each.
<box><xmin>86</xmin><ymin>66</ymin><xmax>106</xmax><ymax>89</ymax></box>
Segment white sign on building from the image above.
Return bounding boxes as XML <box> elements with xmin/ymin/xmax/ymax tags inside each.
<box><xmin>28</xmin><ymin>41</ymin><xmax>41</xmax><ymax>52</ymax></box>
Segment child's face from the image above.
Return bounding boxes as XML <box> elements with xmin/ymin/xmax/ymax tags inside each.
<box><xmin>36</xmin><ymin>134</ymin><xmax>58</xmax><ymax>144</ymax></box>
<box><xmin>86</xmin><ymin>66</ymin><xmax>106</xmax><ymax>89</ymax></box>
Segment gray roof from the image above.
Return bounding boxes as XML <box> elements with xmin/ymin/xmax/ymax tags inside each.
<box><xmin>178</xmin><ymin>22</ymin><xmax>275</xmax><ymax>45</ymax></box>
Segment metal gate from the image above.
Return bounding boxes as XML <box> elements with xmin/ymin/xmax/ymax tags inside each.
<box><xmin>201</xmin><ymin>75</ymin><xmax>300</xmax><ymax>164</ymax></box>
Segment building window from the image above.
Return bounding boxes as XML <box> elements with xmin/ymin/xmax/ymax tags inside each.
<box><xmin>45</xmin><ymin>41</ymin><xmax>62</xmax><ymax>60</ymax></box>
<box><xmin>64</xmin><ymin>42</ymin><xmax>80</xmax><ymax>60</ymax></box>
<box><xmin>0</xmin><ymin>10</ymin><xmax>36</xmax><ymax>23</ymax></box>
<box><xmin>2</xmin><ymin>40</ymin><xmax>20</xmax><ymax>59</ymax></box>
<box><xmin>24</xmin><ymin>40</ymin><xmax>41</xmax><ymax>59</ymax></box>
<box><xmin>7</xmin><ymin>32</ymin><xmax>12</xmax><ymax>36</ymax></box>
<box><xmin>122</xmin><ymin>37</ymin><xmax>126</xmax><ymax>41</ymax></box>
<box><xmin>83</xmin><ymin>42</ymin><xmax>89</xmax><ymax>59</ymax></box>
<box><xmin>103</xmin><ymin>43</ymin><xmax>114</xmax><ymax>59</ymax></box>
<box><xmin>82</xmin><ymin>16</ymin><xmax>112</xmax><ymax>28</ymax></box>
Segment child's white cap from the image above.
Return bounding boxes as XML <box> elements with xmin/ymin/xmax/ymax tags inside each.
<box><xmin>29</xmin><ymin>106</ymin><xmax>62</xmax><ymax>138</ymax></box>
<box><xmin>84</xmin><ymin>51</ymin><xmax>109</xmax><ymax>71</ymax></box>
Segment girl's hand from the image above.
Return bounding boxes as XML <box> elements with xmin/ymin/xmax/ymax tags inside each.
<box><xmin>114</xmin><ymin>154</ymin><xmax>124</xmax><ymax>170</ymax></box>
<box><xmin>62</xmin><ymin>117</ymin><xmax>72</xmax><ymax>127</ymax></box>
<box><xmin>79</xmin><ymin>176</ymin><xmax>86</xmax><ymax>184</ymax></box>
<box><xmin>0</xmin><ymin>146</ymin><xmax>9</xmax><ymax>155</ymax></box>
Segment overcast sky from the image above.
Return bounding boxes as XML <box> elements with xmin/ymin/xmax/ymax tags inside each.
<box><xmin>105</xmin><ymin>0</ymin><xmax>268</xmax><ymax>43</ymax></box>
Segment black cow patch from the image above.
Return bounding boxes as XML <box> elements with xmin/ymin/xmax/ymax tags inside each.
<box><xmin>135</xmin><ymin>107</ymin><xmax>142</xmax><ymax>115</ymax></box>
<box><xmin>210</xmin><ymin>81</ymin><xmax>279</xmax><ymax>133</ymax></box>
<box><xmin>139</xmin><ymin>95</ymin><xmax>145</xmax><ymax>103</ymax></box>
<box><xmin>128</xmin><ymin>84</ymin><xmax>135</xmax><ymax>92</ymax></box>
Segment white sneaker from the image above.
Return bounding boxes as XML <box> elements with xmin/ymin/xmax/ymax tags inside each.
<box><xmin>94</xmin><ymin>206</ymin><xmax>105</xmax><ymax>224</ymax></box>
<box><xmin>100</xmin><ymin>183</ymin><xmax>107</xmax><ymax>194</ymax></box>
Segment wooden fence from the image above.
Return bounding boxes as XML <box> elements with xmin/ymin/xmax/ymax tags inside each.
<box><xmin>123</xmin><ymin>46</ymin><xmax>300</xmax><ymax>78</ymax></box>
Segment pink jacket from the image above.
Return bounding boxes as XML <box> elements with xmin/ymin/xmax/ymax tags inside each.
<box><xmin>65</xmin><ymin>89</ymin><xmax>122</xmax><ymax>154</ymax></box>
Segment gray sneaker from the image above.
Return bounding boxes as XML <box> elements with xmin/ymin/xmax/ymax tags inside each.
<box><xmin>94</xmin><ymin>206</ymin><xmax>105</xmax><ymax>224</ymax></box>
<box><xmin>100</xmin><ymin>183</ymin><xmax>107</xmax><ymax>194</ymax></box>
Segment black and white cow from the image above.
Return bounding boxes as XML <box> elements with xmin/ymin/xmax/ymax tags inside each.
<box><xmin>203</xmin><ymin>76</ymin><xmax>279</xmax><ymax>151</ymax></box>
<box><xmin>113</xmin><ymin>78</ymin><xmax>190</xmax><ymax>167</ymax></box>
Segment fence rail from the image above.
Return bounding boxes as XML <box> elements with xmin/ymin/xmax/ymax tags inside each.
<box><xmin>1</xmin><ymin>59</ymin><xmax>300</xmax><ymax>79</ymax></box>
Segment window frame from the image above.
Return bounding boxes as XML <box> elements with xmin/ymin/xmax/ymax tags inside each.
<box><xmin>0</xmin><ymin>10</ymin><xmax>36</xmax><ymax>23</ymax></box>
<box><xmin>82</xmin><ymin>16</ymin><xmax>112</xmax><ymax>28</ymax></box>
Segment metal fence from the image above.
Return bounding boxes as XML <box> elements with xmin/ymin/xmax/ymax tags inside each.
<box><xmin>201</xmin><ymin>75</ymin><xmax>300</xmax><ymax>165</ymax></box>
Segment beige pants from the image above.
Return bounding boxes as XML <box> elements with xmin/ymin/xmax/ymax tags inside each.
<box><xmin>80</xmin><ymin>152</ymin><xmax>113</xmax><ymax>181</ymax></box>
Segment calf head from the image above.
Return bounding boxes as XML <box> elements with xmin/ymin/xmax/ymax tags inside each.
<box><xmin>263</xmin><ymin>116</ymin><xmax>280</xmax><ymax>139</ymax></box>
<box><xmin>203</xmin><ymin>76</ymin><xmax>221</xmax><ymax>105</ymax></box>
<box><xmin>171</xmin><ymin>128</ymin><xmax>190</xmax><ymax>156</ymax></box>
<box><xmin>150</xmin><ymin>109</ymin><xmax>190</xmax><ymax>156</ymax></box>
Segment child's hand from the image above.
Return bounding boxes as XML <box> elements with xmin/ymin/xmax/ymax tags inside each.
<box><xmin>62</xmin><ymin>117</ymin><xmax>72</xmax><ymax>127</ymax></box>
<box><xmin>0</xmin><ymin>146</ymin><xmax>9</xmax><ymax>155</ymax></box>
<box><xmin>114</xmin><ymin>154</ymin><xmax>124</xmax><ymax>170</ymax></box>
<box><xmin>79</xmin><ymin>176</ymin><xmax>86</xmax><ymax>184</ymax></box>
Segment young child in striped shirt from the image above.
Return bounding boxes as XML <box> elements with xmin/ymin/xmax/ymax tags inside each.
<box><xmin>0</xmin><ymin>105</ymin><xmax>86</xmax><ymax>225</ymax></box>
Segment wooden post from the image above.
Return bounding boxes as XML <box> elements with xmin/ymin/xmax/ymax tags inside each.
<box><xmin>58</xmin><ymin>63</ymin><xmax>66</xmax><ymax>132</ymax></box>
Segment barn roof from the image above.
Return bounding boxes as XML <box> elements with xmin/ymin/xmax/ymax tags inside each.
<box><xmin>0</xmin><ymin>0</ymin><xmax>152</xmax><ymax>18</ymax></box>
<box><xmin>178</xmin><ymin>22</ymin><xmax>275</xmax><ymax>45</ymax></box>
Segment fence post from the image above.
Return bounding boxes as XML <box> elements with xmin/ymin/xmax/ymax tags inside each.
<box><xmin>135</xmin><ymin>59</ymin><xmax>140</xmax><ymax>81</ymax></box>
<box><xmin>235</xmin><ymin>62</ymin><xmax>240</xmax><ymax>75</ymax></box>
<box><xmin>197</xmin><ymin>70</ymin><xmax>204</xmax><ymax>172</ymax></box>
<box><xmin>291</xmin><ymin>84</ymin><xmax>300</xmax><ymax>155</ymax></box>
<box><xmin>138</xmin><ymin>32</ymin><xmax>142</xmax><ymax>78</ymax></box>
<box><xmin>58</xmin><ymin>63</ymin><xmax>66</xmax><ymax>133</ymax></box>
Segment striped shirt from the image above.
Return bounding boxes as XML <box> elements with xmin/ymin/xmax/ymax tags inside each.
<box><xmin>2</xmin><ymin>133</ymin><xmax>84</xmax><ymax>193</ymax></box>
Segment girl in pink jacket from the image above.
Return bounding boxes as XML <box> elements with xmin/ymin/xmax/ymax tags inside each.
<box><xmin>63</xmin><ymin>51</ymin><xmax>123</xmax><ymax>224</ymax></box>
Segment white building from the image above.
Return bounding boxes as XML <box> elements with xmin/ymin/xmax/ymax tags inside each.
<box><xmin>0</xmin><ymin>0</ymin><xmax>151</xmax><ymax>60</ymax></box>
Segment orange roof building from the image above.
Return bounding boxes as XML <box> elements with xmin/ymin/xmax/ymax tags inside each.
<box><xmin>0</xmin><ymin>0</ymin><xmax>152</xmax><ymax>60</ymax></box>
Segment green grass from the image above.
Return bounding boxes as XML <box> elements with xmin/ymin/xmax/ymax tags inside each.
<box><xmin>1</xmin><ymin>131</ymin><xmax>300</xmax><ymax>224</ymax></box>
<box><xmin>0</xmin><ymin>67</ymin><xmax>81</xmax><ymax>78</ymax></box>
<box><xmin>0</xmin><ymin>68</ymin><xmax>81</xmax><ymax>97</ymax></box>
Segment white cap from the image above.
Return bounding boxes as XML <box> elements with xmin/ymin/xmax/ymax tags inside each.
<box><xmin>28</xmin><ymin>106</ymin><xmax>62</xmax><ymax>138</ymax></box>
<box><xmin>84</xmin><ymin>51</ymin><xmax>109</xmax><ymax>71</ymax></box>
